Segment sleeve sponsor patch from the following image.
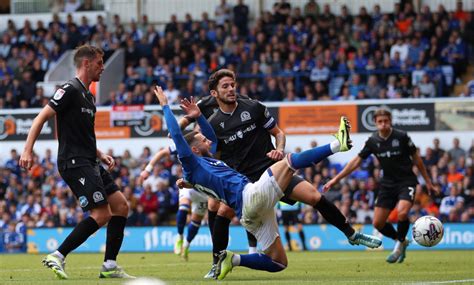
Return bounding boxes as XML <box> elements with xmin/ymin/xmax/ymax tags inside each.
<box><xmin>53</xmin><ymin>88</ymin><xmax>66</xmax><ymax>100</ymax></box>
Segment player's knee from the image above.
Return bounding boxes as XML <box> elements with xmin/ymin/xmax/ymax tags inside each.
<box><xmin>373</xmin><ymin>220</ymin><xmax>384</xmax><ymax>230</ymax></box>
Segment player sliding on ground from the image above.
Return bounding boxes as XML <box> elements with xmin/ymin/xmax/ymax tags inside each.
<box><xmin>153</xmin><ymin>85</ymin><xmax>382</xmax><ymax>280</ymax></box>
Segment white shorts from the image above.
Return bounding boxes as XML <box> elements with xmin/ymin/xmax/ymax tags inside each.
<box><xmin>179</xmin><ymin>188</ymin><xmax>208</xmax><ymax>216</ymax></box>
<box><xmin>240</xmin><ymin>169</ymin><xmax>284</xmax><ymax>251</ymax></box>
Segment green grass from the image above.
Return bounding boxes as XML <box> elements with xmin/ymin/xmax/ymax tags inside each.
<box><xmin>0</xmin><ymin>251</ymin><xmax>473</xmax><ymax>284</ymax></box>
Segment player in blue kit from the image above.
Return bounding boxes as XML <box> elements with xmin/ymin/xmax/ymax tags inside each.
<box><xmin>153</xmin><ymin>85</ymin><xmax>382</xmax><ymax>280</ymax></box>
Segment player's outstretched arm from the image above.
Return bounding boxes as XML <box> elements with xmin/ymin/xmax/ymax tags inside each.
<box><xmin>140</xmin><ymin>147</ymin><xmax>172</xmax><ymax>180</ymax></box>
<box><xmin>180</xmin><ymin>97</ymin><xmax>218</xmax><ymax>153</ymax></box>
<box><xmin>323</xmin><ymin>155</ymin><xmax>363</xmax><ymax>192</ymax></box>
<box><xmin>19</xmin><ymin>105</ymin><xmax>56</xmax><ymax>170</ymax></box>
<box><xmin>154</xmin><ymin>86</ymin><xmax>192</xmax><ymax>158</ymax></box>
<box><xmin>267</xmin><ymin>124</ymin><xmax>286</xmax><ymax>161</ymax></box>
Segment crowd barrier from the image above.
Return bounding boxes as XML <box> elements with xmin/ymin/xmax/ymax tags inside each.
<box><xmin>2</xmin><ymin>223</ymin><xmax>471</xmax><ymax>254</ymax></box>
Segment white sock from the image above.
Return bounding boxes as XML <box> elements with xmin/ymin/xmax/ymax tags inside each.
<box><xmin>183</xmin><ymin>239</ymin><xmax>190</xmax><ymax>249</ymax></box>
<box><xmin>248</xmin><ymin>246</ymin><xmax>257</xmax><ymax>254</ymax></box>
<box><xmin>231</xmin><ymin>254</ymin><xmax>241</xmax><ymax>266</ymax></box>
<box><xmin>330</xmin><ymin>140</ymin><xmax>341</xmax><ymax>153</ymax></box>
<box><xmin>103</xmin><ymin>259</ymin><xmax>117</xmax><ymax>269</ymax></box>
<box><xmin>53</xmin><ymin>251</ymin><xmax>64</xmax><ymax>260</ymax></box>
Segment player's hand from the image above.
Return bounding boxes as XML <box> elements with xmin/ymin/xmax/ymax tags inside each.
<box><xmin>100</xmin><ymin>154</ymin><xmax>115</xmax><ymax>171</ymax></box>
<box><xmin>19</xmin><ymin>150</ymin><xmax>34</xmax><ymax>170</ymax></box>
<box><xmin>140</xmin><ymin>170</ymin><xmax>150</xmax><ymax>181</ymax></box>
<box><xmin>176</xmin><ymin>178</ymin><xmax>193</xmax><ymax>189</ymax></box>
<box><xmin>180</xmin><ymin>97</ymin><xmax>201</xmax><ymax>119</ymax></box>
<box><xmin>322</xmin><ymin>178</ymin><xmax>338</xmax><ymax>192</ymax></box>
<box><xmin>267</xmin><ymin>149</ymin><xmax>284</xmax><ymax>161</ymax></box>
<box><xmin>154</xmin><ymin>85</ymin><xmax>168</xmax><ymax>106</ymax></box>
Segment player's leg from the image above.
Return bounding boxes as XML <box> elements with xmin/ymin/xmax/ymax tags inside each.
<box><xmin>213</xmin><ymin>204</ymin><xmax>234</xmax><ymax>263</ymax></box>
<box><xmin>99</xmin><ymin>166</ymin><xmax>134</xmax><ymax>278</ymax></box>
<box><xmin>283</xmin><ymin>222</ymin><xmax>292</xmax><ymax>251</ymax></box>
<box><xmin>217</xmin><ymin>208</ymin><xmax>287</xmax><ymax>280</ymax></box>
<box><xmin>389</xmin><ymin>185</ymin><xmax>415</xmax><ymax>263</ymax></box>
<box><xmin>175</xmin><ymin>189</ymin><xmax>192</xmax><ymax>255</ymax></box>
<box><xmin>296</xmin><ymin>221</ymin><xmax>307</xmax><ymax>251</ymax></box>
<box><xmin>288</xmin><ymin>180</ymin><xmax>381</xmax><ymax>248</ymax></box>
<box><xmin>44</xmin><ymin>165</ymin><xmax>110</xmax><ymax>279</ymax></box>
<box><xmin>203</xmin><ymin>198</ymin><xmax>220</xmax><ymax>279</ymax></box>
<box><xmin>182</xmin><ymin>190</ymin><xmax>207</xmax><ymax>261</ymax></box>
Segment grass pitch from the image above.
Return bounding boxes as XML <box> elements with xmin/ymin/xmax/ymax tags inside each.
<box><xmin>0</xmin><ymin>250</ymin><xmax>473</xmax><ymax>284</ymax></box>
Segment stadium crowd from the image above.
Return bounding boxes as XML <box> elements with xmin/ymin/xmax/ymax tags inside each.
<box><xmin>1</xmin><ymin>1</ymin><xmax>474</xmax><ymax>109</ymax></box>
<box><xmin>0</xmin><ymin>136</ymin><xmax>473</xmax><ymax>241</ymax></box>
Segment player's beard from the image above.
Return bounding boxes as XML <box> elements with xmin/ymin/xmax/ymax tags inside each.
<box><xmin>217</xmin><ymin>91</ymin><xmax>236</xmax><ymax>105</ymax></box>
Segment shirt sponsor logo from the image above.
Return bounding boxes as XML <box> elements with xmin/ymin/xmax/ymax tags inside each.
<box><xmin>240</xmin><ymin>111</ymin><xmax>251</xmax><ymax>122</ymax></box>
<box><xmin>53</xmin><ymin>88</ymin><xmax>65</xmax><ymax>100</ymax></box>
<box><xmin>79</xmin><ymin>196</ymin><xmax>89</xmax><ymax>208</ymax></box>
<box><xmin>223</xmin><ymin>123</ymin><xmax>256</xmax><ymax>144</ymax></box>
<box><xmin>93</xmin><ymin>191</ymin><xmax>104</xmax><ymax>203</ymax></box>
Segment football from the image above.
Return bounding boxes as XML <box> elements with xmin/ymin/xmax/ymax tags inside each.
<box><xmin>412</xmin><ymin>216</ymin><xmax>444</xmax><ymax>247</ymax></box>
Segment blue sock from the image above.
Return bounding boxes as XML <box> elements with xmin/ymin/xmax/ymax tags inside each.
<box><xmin>239</xmin><ymin>253</ymin><xmax>286</xmax><ymax>272</ymax></box>
<box><xmin>186</xmin><ymin>220</ymin><xmax>201</xmax><ymax>243</ymax></box>
<box><xmin>176</xmin><ymin>206</ymin><xmax>189</xmax><ymax>235</ymax></box>
<box><xmin>288</xmin><ymin>144</ymin><xmax>333</xmax><ymax>170</ymax></box>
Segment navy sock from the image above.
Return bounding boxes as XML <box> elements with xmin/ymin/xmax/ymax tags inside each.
<box><xmin>288</xmin><ymin>144</ymin><xmax>333</xmax><ymax>169</ymax></box>
<box><xmin>314</xmin><ymin>196</ymin><xmax>355</xmax><ymax>238</ymax></box>
<box><xmin>379</xmin><ymin>223</ymin><xmax>398</xmax><ymax>240</ymax></box>
<box><xmin>208</xmin><ymin>210</ymin><xmax>217</xmax><ymax>237</ymax></box>
<box><xmin>176</xmin><ymin>207</ymin><xmax>189</xmax><ymax>236</ymax></box>
<box><xmin>239</xmin><ymin>253</ymin><xmax>286</xmax><ymax>272</ymax></box>
<box><xmin>397</xmin><ymin>220</ymin><xmax>410</xmax><ymax>242</ymax></box>
<box><xmin>104</xmin><ymin>216</ymin><xmax>127</xmax><ymax>261</ymax></box>
<box><xmin>212</xmin><ymin>215</ymin><xmax>230</xmax><ymax>264</ymax></box>
<box><xmin>58</xmin><ymin>217</ymin><xmax>99</xmax><ymax>257</ymax></box>
<box><xmin>299</xmin><ymin>230</ymin><xmax>307</xmax><ymax>250</ymax></box>
<box><xmin>284</xmin><ymin>230</ymin><xmax>292</xmax><ymax>250</ymax></box>
<box><xmin>186</xmin><ymin>220</ymin><xmax>201</xmax><ymax>243</ymax></box>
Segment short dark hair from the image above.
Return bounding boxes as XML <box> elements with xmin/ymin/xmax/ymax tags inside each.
<box><xmin>373</xmin><ymin>108</ymin><xmax>392</xmax><ymax>121</ymax></box>
<box><xmin>184</xmin><ymin>131</ymin><xmax>199</xmax><ymax>146</ymax></box>
<box><xmin>208</xmin><ymin>69</ymin><xmax>235</xmax><ymax>91</ymax></box>
<box><xmin>73</xmin><ymin>45</ymin><xmax>104</xmax><ymax>68</ymax></box>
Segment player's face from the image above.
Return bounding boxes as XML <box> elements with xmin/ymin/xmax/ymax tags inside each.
<box><xmin>88</xmin><ymin>54</ymin><xmax>104</xmax><ymax>82</ymax></box>
<box><xmin>375</xmin><ymin>115</ymin><xmax>392</xmax><ymax>133</ymax></box>
<box><xmin>193</xmin><ymin>133</ymin><xmax>213</xmax><ymax>157</ymax></box>
<box><xmin>215</xmin><ymin>76</ymin><xmax>236</xmax><ymax>104</ymax></box>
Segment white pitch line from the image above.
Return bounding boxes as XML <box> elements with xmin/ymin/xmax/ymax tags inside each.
<box><xmin>405</xmin><ymin>280</ymin><xmax>474</xmax><ymax>284</ymax></box>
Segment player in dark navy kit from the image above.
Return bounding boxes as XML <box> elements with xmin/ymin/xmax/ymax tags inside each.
<box><xmin>324</xmin><ymin>108</ymin><xmax>438</xmax><ymax>263</ymax></box>
<box><xmin>154</xmin><ymin>85</ymin><xmax>382</xmax><ymax>280</ymax></box>
<box><xmin>19</xmin><ymin>45</ymin><xmax>133</xmax><ymax>279</ymax></box>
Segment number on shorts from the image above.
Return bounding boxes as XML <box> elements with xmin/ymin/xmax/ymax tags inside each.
<box><xmin>408</xmin><ymin>187</ymin><xmax>415</xmax><ymax>200</ymax></box>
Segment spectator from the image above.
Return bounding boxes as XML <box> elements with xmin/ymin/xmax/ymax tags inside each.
<box><xmin>448</xmin><ymin>137</ymin><xmax>466</xmax><ymax>164</ymax></box>
<box><xmin>418</xmin><ymin>74</ymin><xmax>436</xmax><ymax>97</ymax></box>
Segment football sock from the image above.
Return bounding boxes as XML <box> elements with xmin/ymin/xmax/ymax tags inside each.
<box><xmin>299</xmin><ymin>231</ymin><xmax>307</xmax><ymax>250</ymax></box>
<box><xmin>212</xmin><ymin>215</ymin><xmax>230</xmax><ymax>265</ymax></box>
<box><xmin>104</xmin><ymin>216</ymin><xmax>127</xmax><ymax>261</ymax></box>
<box><xmin>176</xmin><ymin>206</ymin><xmax>189</xmax><ymax>236</ymax></box>
<box><xmin>288</xmin><ymin>144</ymin><xmax>333</xmax><ymax>170</ymax></box>
<box><xmin>57</xmin><ymin>217</ymin><xmax>99</xmax><ymax>257</ymax></box>
<box><xmin>248</xmin><ymin>246</ymin><xmax>258</xmax><ymax>254</ymax></box>
<box><xmin>186</xmin><ymin>219</ymin><xmax>201</xmax><ymax>243</ymax></box>
<box><xmin>379</xmin><ymin>223</ymin><xmax>398</xmax><ymax>240</ymax></box>
<box><xmin>314</xmin><ymin>196</ymin><xmax>355</xmax><ymax>238</ymax></box>
<box><xmin>246</xmin><ymin>230</ymin><xmax>257</xmax><ymax>247</ymax></box>
<box><xmin>103</xmin><ymin>259</ymin><xmax>117</xmax><ymax>269</ymax></box>
<box><xmin>284</xmin><ymin>230</ymin><xmax>292</xmax><ymax>250</ymax></box>
<box><xmin>208</xmin><ymin>210</ymin><xmax>217</xmax><ymax>237</ymax></box>
<box><xmin>236</xmin><ymin>253</ymin><xmax>286</xmax><ymax>272</ymax></box>
<box><xmin>397</xmin><ymin>219</ymin><xmax>410</xmax><ymax>242</ymax></box>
